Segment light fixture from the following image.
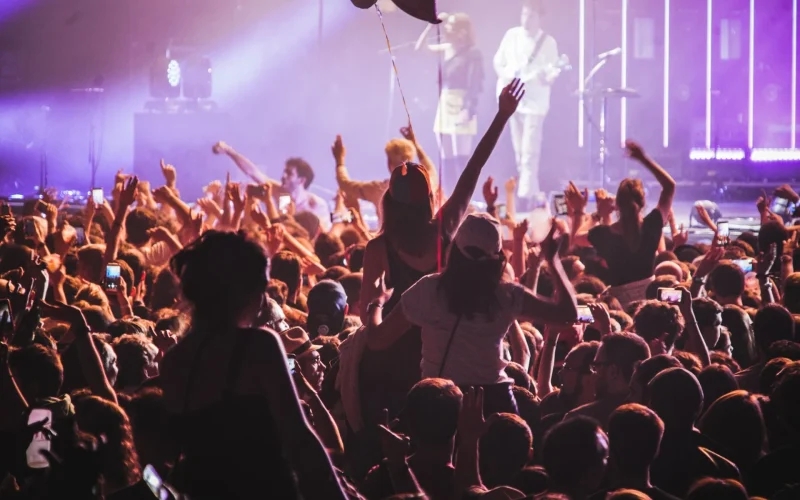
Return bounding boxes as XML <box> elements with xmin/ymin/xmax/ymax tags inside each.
<box><xmin>150</xmin><ymin>56</ymin><xmax>181</xmax><ymax>98</ymax></box>
<box><xmin>182</xmin><ymin>56</ymin><xmax>213</xmax><ymax>100</ymax></box>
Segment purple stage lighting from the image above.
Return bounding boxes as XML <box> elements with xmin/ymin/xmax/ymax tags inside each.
<box><xmin>751</xmin><ymin>149</ymin><xmax>800</xmax><ymax>162</ymax></box>
<box><xmin>689</xmin><ymin>148</ymin><xmax>746</xmax><ymax>161</ymax></box>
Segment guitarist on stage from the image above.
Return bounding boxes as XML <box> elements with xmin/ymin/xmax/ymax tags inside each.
<box><xmin>494</xmin><ymin>0</ymin><xmax>562</xmax><ymax>207</ymax></box>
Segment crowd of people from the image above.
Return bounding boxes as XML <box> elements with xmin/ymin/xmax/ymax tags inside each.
<box><xmin>0</xmin><ymin>76</ymin><xmax>799</xmax><ymax>500</ymax></box>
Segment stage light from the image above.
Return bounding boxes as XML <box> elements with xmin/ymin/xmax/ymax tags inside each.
<box><xmin>751</xmin><ymin>148</ymin><xmax>800</xmax><ymax>162</ymax></box>
<box><xmin>689</xmin><ymin>148</ymin><xmax>746</xmax><ymax>161</ymax></box>
<box><xmin>748</xmin><ymin>0</ymin><xmax>755</xmax><ymax>149</ymax></box>
<box><xmin>664</xmin><ymin>0</ymin><xmax>670</xmax><ymax>148</ymax></box>
<box><xmin>793</xmin><ymin>0</ymin><xmax>797</xmax><ymax>148</ymax></box>
<box><xmin>150</xmin><ymin>56</ymin><xmax>181</xmax><ymax>99</ymax></box>
<box><xmin>578</xmin><ymin>0</ymin><xmax>585</xmax><ymax>147</ymax></box>
<box><xmin>706</xmin><ymin>0</ymin><xmax>713</xmax><ymax>149</ymax></box>
<box><xmin>167</xmin><ymin>60</ymin><xmax>181</xmax><ymax>88</ymax></box>
<box><xmin>182</xmin><ymin>56</ymin><xmax>213</xmax><ymax>100</ymax></box>
<box><xmin>620</xmin><ymin>0</ymin><xmax>628</xmax><ymax>147</ymax></box>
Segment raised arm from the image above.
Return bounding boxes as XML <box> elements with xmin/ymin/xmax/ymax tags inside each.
<box><xmin>519</xmin><ymin>225</ymin><xmax>579</xmax><ymax>325</ymax></box>
<box><xmin>104</xmin><ymin>177</ymin><xmax>138</xmax><ymax>266</ymax></box>
<box><xmin>258</xmin><ymin>331</ymin><xmax>346</xmax><ymax>500</ymax></box>
<box><xmin>438</xmin><ymin>80</ymin><xmax>525</xmax><ymax>237</ymax></box>
<box><xmin>332</xmin><ymin>135</ymin><xmax>390</xmax><ymax>207</ymax></box>
<box><xmin>625</xmin><ymin>140</ymin><xmax>676</xmax><ymax>223</ymax></box>
<box><xmin>214</xmin><ymin>141</ymin><xmax>277</xmax><ymax>187</ymax></box>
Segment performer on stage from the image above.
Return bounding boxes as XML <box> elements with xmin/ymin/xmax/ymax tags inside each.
<box><xmin>494</xmin><ymin>0</ymin><xmax>561</xmax><ymax>205</ymax></box>
<box><xmin>416</xmin><ymin>13</ymin><xmax>484</xmax><ymax>192</ymax></box>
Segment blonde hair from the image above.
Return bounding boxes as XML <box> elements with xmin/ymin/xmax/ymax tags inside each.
<box><xmin>384</xmin><ymin>139</ymin><xmax>416</xmax><ymax>169</ymax></box>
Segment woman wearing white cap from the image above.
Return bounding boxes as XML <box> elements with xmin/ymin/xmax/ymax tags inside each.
<box><xmin>365</xmin><ymin>213</ymin><xmax>579</xmax><ymax>414</ymax></box>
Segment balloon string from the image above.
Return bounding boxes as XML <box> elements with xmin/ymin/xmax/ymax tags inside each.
<box><xmin>435</xmin><ymin>23</ymin><xmax>444</xmax><ymax>273</ymax></box>
<box><xmin>375</xmin><ymin>4</ymin><xmax>412</xmax><ymax>127</ymax></box>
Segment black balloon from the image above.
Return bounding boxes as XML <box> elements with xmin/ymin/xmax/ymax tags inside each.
<box><xmin>349</xmin><ymin>0</ymin><xmax>441</xmax><ymax>24</ymax></box>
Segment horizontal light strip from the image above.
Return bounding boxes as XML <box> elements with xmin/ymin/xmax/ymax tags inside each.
<box><xmin>751</xmin><ymin>148</ymin><xmax>800</xmax><ymax>162</ymax></box>
<box><xmin>689</xmin><ymin>148</ymin><xmax>746</xmax><ymax>161</ymax></box>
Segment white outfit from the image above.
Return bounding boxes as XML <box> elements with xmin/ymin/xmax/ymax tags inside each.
<box><xmin>494</xmin><ymin>27</ymin><xmax>559</xmax><ymax>199</ymax></box>
<box><xmin>294</xmin><ymin>190</ymin><xmax>331</xmax><ymax>231</ymax></box>
<box><xmin>400</xmin><ymin>274</ymin><xmax>528</xmax><ymax>386</ymax></box>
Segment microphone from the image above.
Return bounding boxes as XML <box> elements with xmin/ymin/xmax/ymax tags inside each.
<box><xmin>597</xmin><ymin>47</ymin><xmax>622</xmax><ymax>60</ymax></box>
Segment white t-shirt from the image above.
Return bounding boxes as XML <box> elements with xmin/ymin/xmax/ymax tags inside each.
<box><xmin>493</xmin><ymin>27</ymin><xmax>559</xmax><ymax>116</ymax></box>
<box><xmin>400</xmin><ymin>274</ymin><xmax>527</xmax><ymax>386</ymax></box>
<box><xmin>294</xmin><ymin>191</ymin><xmax>331</xmax><ymax>231</ymax></box>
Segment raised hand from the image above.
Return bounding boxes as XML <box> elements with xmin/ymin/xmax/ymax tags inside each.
<box><xmin>114</xmin><ymin>169</ymin><xmax>129</xmax><ymax>187</ymax></box>
<box><xmin>399</xmin><ymin>123</ymin><xmax>417</xmax><ymax>144</ymax></box>
<box><xmin>457</xmin><ymin>387</ymin><xmax>486</xmax><ymax>442</ymax></box>
<box><xmin>196</xmin><ymin>197</ymin><xmax>223</xmax><ymax>219</ymax></box>
<box><xmin>588</xmin><ymin>302</ymin><xmax>612</xmax><ymax>336</ymax></box>
<box><xmin>152</xmin><ymin>185</ymin><xmax>173</xmax><ymax>205</ymax></box>
<box><xmin>212</xmin><ymin>141</ymin><xmax>230</xmax><ymax>155</ymax></box>
<box><xmin>378</xmin><ymin>408</ymin><xmax>410</xmax><ymax>466</ymax></box>
<box><xmin>498</xmin><ymin>78</ymin><xmax>525</xmax><ymax>117</ymax></box>
<box><xmin>160</xmin><ymin>159</ymin><xmax>177</xmax><ymax>188</ymax></box>
<box><xmin>150</xmin><ymin>328</ymin><xmax>177</xmax><ymax>354</ymax></box>
<box><xmin>672</xmin><ymin>224</ymin><xmax>689</xmax><ymax>248</ymax></box>
<box><xmin>118</xmin><ymin>176</ymin><xmax>139</xmax><ymax>210</ymax></box>
<box><xmin>540</xmin><ymin>221</ymin><xmax>561</xmax><ymax>262</ymax></box>
<box><xmin>250</xmin><ymin>204</ymin><xmax>270</xmax><ymax>229</ymax></box>
<box><xmin>513</xmin><ymin>219</ymin><xmax>529</xmax><ymax>241</ymax></box>
<box><xmin>375</xmin><ymin>273</ymin><xmax>394</xmax><ymax>307</ymax></box>
<box><xmin>624</xmin><ymin>139</ymin><xmax>647</xmax><ymax>162</ymax></box>
<box><xmin>757</xmin><ymin>243</ymin><xmax>778</xmax><ymax>277</ymax></box>
<box><xmin>775</xmin><ymin>184</ymin><xmax>800</xmax><ymax>204</ymax></box>
<box><xmin>482</xmin><ymin>176</ymin><xmax>499</xmax><ymax>207</ymax></box>
<box><xmin>595</xmin><ymin>189</ymin><xmax>616</xmax><ymax>218</ymax></box>
<box><xmin>565</xmin><ymin>181</ymin><xmax>588</xmax><ymax>215</ymax></box>
<box><xmin>694</xmin><ymin>246</ymin><xmax>724</xmax><ymax>280</ymax></box>
<box><xmin>331</xmin><ymin>135</ymin><xmax>346</xmax><ymax>165</ymax></box>
<box><xmin>39</xmin><ymin>301</ymin><xmax>90</xmax><ymax>335</ymax></box>
<box><xmin>264</xmin><ymin>224</ymin><xmax>285</xmax><ymax>257</ymax></box>
<box><xmin>229</xmin><ymin>183</ymin><xmax>245</xmax><ymax>214</ymax></box>
<box><xmin>505</xmin><ymin>176</ymin><xmax>518</xmax><ymax>195</ymax></box>
<box><xmin>756</xmin><ymin>190</ymin><xmax>772</xmax><ymax>215</ymax></box>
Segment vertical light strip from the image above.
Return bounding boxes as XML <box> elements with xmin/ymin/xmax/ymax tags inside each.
<box><xmin>664</xmin><ymin>0</ymin><xmax>670</xmax><ymax>148</ymax></box>
<box><xmin>706</xmin><ymin>0</ymin><xmax>713</xmax><ymax>149</ymax></box>
<box><xmin>579</xmin><ymin>0</ymin><xmax>586</xmax><ymax>147</ymax></box>
<box><xmin>748</xmin><ymin>0</ymin><xmax>755</xmax><ymax>149</ymax></box>
<box><xmin>621</xmin><ymin>0</ymin><xmax>628</xmax><ymax>146</ymax></box>
<box><xmin>792</xmin><ymin>0</ymin><xmax>797</xmax><ymax>149</ymax></box>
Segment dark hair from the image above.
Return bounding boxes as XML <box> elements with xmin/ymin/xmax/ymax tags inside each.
<box><xmin>542</xmin><ymin>416</ymin><xmax>607</xmax><ymax>491</ymax></box>
<box><xmin>709</xmin><ymin>263</ymin><xmax>746</xmax><ymax>300</ymax></box>
<box><xmin>480</xmin><ymin>413</ymin><xmax>533</xmax><ymax>488</ymax></box>
<box><xmin>699</xmin><ymin>390</ymin><xmax>766</xmax><ymax>469</ymax></box>
<box><xmin>633</xmin><ymin>301</ymin><xmax>684</xmax><ymax>349</ymax></box>
<box><xmin>608</xmin><ymin>403</ymin><xmax>664</xmax><ymax>474</ymax></box>
<box><xmin>783</xmin><ymin>273</ymin><xmax>800</xmax><ymax>314</ymax></box>
<box><xmin>338</xmin><ymin>273</ymin><xmax>362</xmax><ymax>307</ymax></box>
<box><xmin>74</xmin><ymin>395</ymin><xmax>140</xmax><ymax>489</ymax></box>
<box><xmin>686</xmin><ymin>478</ymin><xmax>749</xmax><ymax>500</ymax></box>
<box><xmin>513</xmin><ymin>386</ymin><xmax>541</xmax><ymax>443</ymax></box>
<box><xmin>673</xmin><ymin>350</ymin><xmax>703</xmax><ymax>376</ymax></box>
<box><xmin>771</xmin><ymin>362</ymin><xmax>800</xmax><ymax>434</ymax></box>
<box><xmin>270</xmin><ymin>251</ymin><xmax>303</xmax><ymax>299</ymax></box>
<box><xmin>767</xmin><ymin>340</ymin><xmax>800</xmax><ymax>361</ymax></box>
<box><xmin>647</xmin><ymin>367</ymin><xmax>703</xmax><ymax>429</ymax></box>
<box><xmin>753</xmin><ymin>304</ymin><xmax>795</xmax><ymax>357</ymax></box>
<box><xmin>758</xmin><ymin>221</ymin><xmax>789</xmax><ymax>258</ymax></box>
<box><xmin>697</xmin><ymin>364</ymin><xmax>738</xmax><ymax>413</ymax></box>
<box><xmin>601</xmin><ymin>332</ymin><xmax>651</xmax><ymax>382</ymax></box>
<box><xmin>150</xmin><ymin>267</ymin><xmax>181</xmax><ymax>311</ymax></box>
<box><xmin>124</xmin><ymin>388</ymin><xmax>178</xmax><ymax>466</ymax></box>
<box><xmin>125</xmin><ymin>208</ymin><xmax>158</xmax><ymax>247</ymax></box>
<box><xmin>347</xmin><ymin>244</ymin><xmax>366</xmax><ymax>272</ymax></box>
<box><xmin>8</xmin><ymin>344</ymin><xmax>64</xmax><ymax>400</ymax></box>
<box><xmin>170</xmin><ymin>231</ymin><xmax>269</xmax><ymax>326</ymax></box>
<box><xmin>761</xmin><ymin>357</ymin><xmax>792</xmax><ymax>394</ymax></box>
<box><xmin>286</xmin><ymin>157</ymin><xmax>315</xmax><ymax>188</ymax></box>
<box><xmin>406</xmin><ymin>378</ymin><xmax>463</xmax><ymax>446</ymax></box>
<box><xmin>506</xmin><ymin>362</ymin><xmax>535</xmax><ymax>392</ymax></box>
<box><xmin>107</xmin><ymin>318</ymin><xmax>149</xmax><ymax>340</ymax></box>
<box><xmin>721</xmin><ymin>305</ymin><xmax>757</xmax><ymax>368</ymax></box>
<box><xmin>112</xmin><ymin>334</ymin><xmax>158</xmax><ymax>389</ymax></box>
<box><xmin>615</xmin><ymin>178</ymin><xmax>646</xmax><ymax>251</ymax></box>
<box><xmin>573</xmin><ymin>275</ymin><xmax>606</xmax><ymax>296</ymax></box>
<box><xmin>439</xmin><ymin>244</ymin><xmax>505</xmax><ymax>320</ymax></box>
<box><xmin>693</xmin><ymin>297</ymin><xmax>723</xmax><ymax>330</ymax></box>
<box><xmin>630</xmin><ymin>354</ymin><xmax>682</xmax><ymax>403</ymax></box>
<box><xmin>267</xmin><ymin>279</ymin><xmax>289</xmax><ymax>306</ymax></box>
<box><xmin>315</xmin><ymin>233</ymin><xmax>345</xmax><ymax>268</ymax></box>
<box><xmin>380</xmin><ymin>189</ymin><xmax>435</xmax><ymax>256</ymax></box>
<box><xmin>608</xmin><ymin>309</ymin><xmax>633</xmax><ymax>331</ymax></box>
<box><xmin>118</xmin><ymin>248</ymin><xmax>145</xmax><ymax>287</ymax></box>
<box><xmin>320</xmin><ymin>266</ymin><xmax>349</xmax><ymax>282</ymax></box>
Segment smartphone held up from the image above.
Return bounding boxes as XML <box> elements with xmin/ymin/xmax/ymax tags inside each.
<box><xmin>657</xmin><ymin>287</ymin><xmax>683</xmax><ymax>304</ymax></box>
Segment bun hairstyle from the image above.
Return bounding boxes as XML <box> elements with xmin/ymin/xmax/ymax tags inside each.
<box><xmin>170</xmin><ymin>231</ymin><xmax>269</xmax><ymax>324</ymax></box>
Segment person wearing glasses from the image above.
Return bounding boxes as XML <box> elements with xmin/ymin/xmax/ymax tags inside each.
<box><xmin>538</xmin><ymin>341</ymin><xmax>600</xmax><ymax>420</ymax></box>
<box><xmin>566</xmin><ymin>332</ymin><xmax>651</xmax><ymax>428</ymax></box>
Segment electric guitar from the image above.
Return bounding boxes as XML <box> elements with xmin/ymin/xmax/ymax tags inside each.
<box><xmin>496</xmin><ymin>53</ymin><xmax>572</xmax><ymax>99</ymax></box>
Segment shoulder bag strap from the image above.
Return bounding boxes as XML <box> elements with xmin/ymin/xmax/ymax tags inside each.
<box><xmin>437</xmin><ymin>315</ymin><xmax>463</xmax><ymax>378</ymax></box>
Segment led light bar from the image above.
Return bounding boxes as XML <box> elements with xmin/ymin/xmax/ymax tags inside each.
<box><xmin>751</xmin><ymin>148</ymin><xmax>800</xmax><ymax>162</ymax></box>
<box><xmin>664</xmin><ymin>0</ymin><xmax>671</xmax><ymax>148</ymax></box>
<box><xmin>579</xmin><ymin>0</ymin><xmax>586</xmax><ymax>147</ymax></box>
<box><xmin>706</xmin><ymin>0</ymin><xmax>713</xmax><ymax>149</ymax></box>
<box><xmin>748</xmin><ymin>0</ymin><xmax>755</xmax><ymax>149</ymax></box>
<box><xmin>689</xmin><ymin>148</ymin><xmax>746</xmax><ymax>161</ymax></box>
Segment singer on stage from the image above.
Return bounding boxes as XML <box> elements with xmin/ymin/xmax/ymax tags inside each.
<box><xmin>416</xmin><ymin>13</ymin><xmax>484</xmax><ymax>191</ymax></box>
<box><xmin>494</xmin><ymin>0</ymin><xmax>560</xmax><ymax>204</ymax></box>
